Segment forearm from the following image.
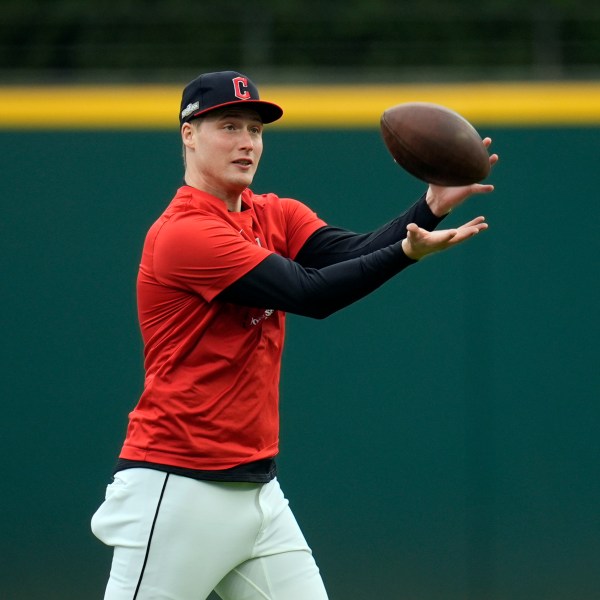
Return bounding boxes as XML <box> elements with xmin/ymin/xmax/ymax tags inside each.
<box><xmin>295</xmin><ymin>192</ymin><xmax>445</xmax><ymax>268</ymax></box>
<box><xmin>218</xmin><ymin>243</ymin><xmax>416</xmax><ymax>319</ymax></box>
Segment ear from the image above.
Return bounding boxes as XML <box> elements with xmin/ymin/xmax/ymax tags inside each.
<box><xmin>181</xmin><ymin>122</ymin><xmax>196</xmax><ymax>151</ymax></box>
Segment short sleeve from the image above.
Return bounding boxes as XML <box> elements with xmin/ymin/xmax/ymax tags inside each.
<box><xmin>152</xmin><ymin>214</ymin><xmax>273</xmax><ymax>302</ymax></box>
<box><xmin>279</xmin><ymin>197</ymin><xmax>327</xmax><ymax>259</ymax></box>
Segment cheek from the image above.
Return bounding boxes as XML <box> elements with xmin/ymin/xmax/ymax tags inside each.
<box><xmin>198</xmin><ymin>139</ymin><xmax>228</xmax><ymax>165</ymax></box>
<box><xmin>254</xmin><ymin>139</ymin><xmax>264</xmax><ymax>161</ymax></box>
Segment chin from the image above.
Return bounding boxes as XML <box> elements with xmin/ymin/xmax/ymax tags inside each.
<box><xmin>232</xmin><ymin>173</ymin><xmax>255</xmax><ymax>189</ymax></box>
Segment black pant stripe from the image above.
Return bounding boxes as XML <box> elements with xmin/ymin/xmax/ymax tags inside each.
<box><xmin>133</xmin><ymin>472</ymin><xmax>170</xmax><ymax>599</ymax></box>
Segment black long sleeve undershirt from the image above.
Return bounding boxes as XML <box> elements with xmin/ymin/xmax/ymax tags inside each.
<box><xmin>294</xmin><ymin>192</ymin><xmax>444</xmax><ymax>268</ymax></box>
<box><xmin>220</xmin><ymin>242</ymin><xmax>415</xmax><ymax>319</ymax></box>
<box><xmin>217</xmin><ymin>194</ymin><xmax>446</xmax><ymax>319</ymax></box>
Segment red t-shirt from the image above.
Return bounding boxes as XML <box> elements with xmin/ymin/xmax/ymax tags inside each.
<box><xmin>119</xmin><ymin>185</ymin><xmax>326</xmax><ymax>470</ymax></box>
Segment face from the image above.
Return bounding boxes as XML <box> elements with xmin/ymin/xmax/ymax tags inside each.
<box><xmin>182</xmin><ymin>107</ymin><xmax>264</xmax><ymax>204</ymax></box>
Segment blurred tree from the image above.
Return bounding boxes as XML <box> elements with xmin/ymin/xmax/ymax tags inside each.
<box><xmin>0</xmin><ymin>0</ymin><xmax>597</xmax><ymax>80</ymax></box>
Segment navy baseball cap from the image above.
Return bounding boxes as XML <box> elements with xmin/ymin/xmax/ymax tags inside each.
<box><xmin>179</xmin><ymin>71</ymin><xmax>283</xmax><ymax>126</ymax></box>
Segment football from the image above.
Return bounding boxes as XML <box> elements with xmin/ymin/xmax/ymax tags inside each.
<box><xmin>380</xmin><ymin>102</ymin><xmax>490</xmax><ymax>186</ymax></box>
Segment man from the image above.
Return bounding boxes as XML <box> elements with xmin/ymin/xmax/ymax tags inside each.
<box><xmin>91</xmin><ymin>71</ymin><xmax>498</xmax><ymax>600</ymax></box>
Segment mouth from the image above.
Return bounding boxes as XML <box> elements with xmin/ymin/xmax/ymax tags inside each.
<box><xmin>232</xmin><ymin>158</ymin><xmax>253</xmax><ymax>168</ymax></box>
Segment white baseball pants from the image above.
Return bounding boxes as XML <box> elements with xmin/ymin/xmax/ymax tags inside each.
<box><xmin>91</xmin><ymin>468</ymin><xmax>328</xmax><ymax>600</ymax></box>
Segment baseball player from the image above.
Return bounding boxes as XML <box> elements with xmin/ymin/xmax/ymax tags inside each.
<box><xmin>91</xmin><ymin>70</ymin><xmax>498</xmax><ymax>600</ymax></box>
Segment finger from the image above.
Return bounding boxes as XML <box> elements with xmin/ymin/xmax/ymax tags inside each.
<box><xmin>470</xmin><ymin>222</ymin><xmax>488</xmax><ymax>232</ymax></box>
<box><xmin>458</xmin><ymin>221</ymin><xmax>488</xmax><ymax>235</ymax></box>
<box><xmin>462</xmin><ymin>216</ymin><xmax>486</xmax><ymax>227</ymax></box>
<box><xmin>471</xmin><ymin>183</ymin><xmax>495</xmax><ymax>194</ymax></box>
<box><xmin>433</xmin><ymin>229</ymin><xmax>458</xmax><ymax>244</ymax></box>
<box><xmin>405</xmin><ymin>223</ymin><xmax>422</xmax><ymax>246</ymax></box>
<box><xmin>449</xmin><ymin>225</ymin><xmax>485</xmax><ymax>244</ymax></box>
<box><xmin>407</xmin><ymin>222</ymin><xmax>432</xmax><ymax>240</ymax></box>
<box><xmin>482</xmin><ymin>138</ymin><xmax>499</xmax><ymax>169</ymax></box>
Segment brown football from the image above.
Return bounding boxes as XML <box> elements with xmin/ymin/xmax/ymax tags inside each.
<box><xmin>380</xmin><ymin>102</ymin><xmax>490</xmax><ymax>186</ymax></box>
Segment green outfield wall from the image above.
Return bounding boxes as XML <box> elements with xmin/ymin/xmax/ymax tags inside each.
<box><xmin>1</xmin><ymin>84</ymin><xmax>599</xmax><ymax>600</ymax></box>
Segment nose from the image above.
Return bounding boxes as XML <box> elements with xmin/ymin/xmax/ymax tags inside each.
<box><xmin>239</xmin><ymin>129</ymin><xmax>255</xmax><ymax>150</ymax></box>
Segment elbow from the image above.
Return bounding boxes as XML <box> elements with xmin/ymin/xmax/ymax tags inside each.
<box><xmin>302</xmin><ymin>302</ymin><xmax>338</xmax><ymax>320</ymax></box>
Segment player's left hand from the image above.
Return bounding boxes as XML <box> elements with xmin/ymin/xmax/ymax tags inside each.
<box><xmin>426</xmin><ymin>137</ymin><xmax>499</xmax><ymax>217</ymax></box>
<box><xmin>401</xmin><ymin>216</ymin><xmax>488</xmax><ymax>260</ymax></box>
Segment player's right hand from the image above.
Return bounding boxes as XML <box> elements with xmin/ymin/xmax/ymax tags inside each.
<box><xmin>401</xmin><ymin>217</ymin><xmax>488</xmax><ymax>260</ymax></box>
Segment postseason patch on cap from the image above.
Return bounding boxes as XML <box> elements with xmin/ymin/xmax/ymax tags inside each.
<box><xmin>181</xmin><ymin>101</ymin><xmax>200</xmax><ymax>120</ymax></box>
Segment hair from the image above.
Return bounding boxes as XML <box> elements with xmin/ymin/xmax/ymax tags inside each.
<box><xmin>182</xmin><ymin>118</ymin><xmax>203</xmax><ymax>170</ymax></box>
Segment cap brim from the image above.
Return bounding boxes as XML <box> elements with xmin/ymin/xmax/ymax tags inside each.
<box><xmin>185</xmin><ymin>100</ymin><xmax>283</xmax><ymax>125</ymax></box>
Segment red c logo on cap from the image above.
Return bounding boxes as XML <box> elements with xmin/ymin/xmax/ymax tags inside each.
<box><xmin>232</xmin><ymin>77</ymin><xmax>251</xmax><ymax>100</ymax></box>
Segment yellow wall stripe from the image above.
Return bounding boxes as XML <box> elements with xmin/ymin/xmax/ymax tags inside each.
<box><xmin>1</xmin><ymin>81</ymin><xmax>599</xmax><ymax>129</ymax></box>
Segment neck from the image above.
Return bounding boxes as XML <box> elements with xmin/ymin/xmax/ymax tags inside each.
<box><xmin>184</xmin><ymin>172</ymin><xmax>243</xmax><ymax>212</ymax></box>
